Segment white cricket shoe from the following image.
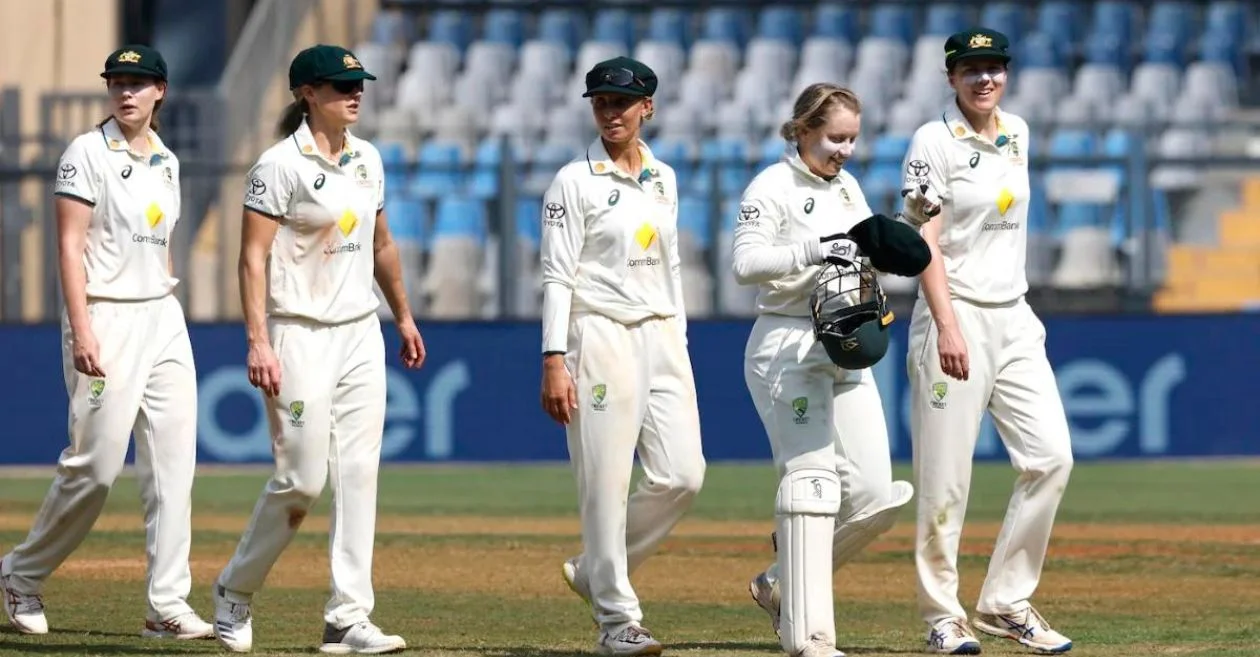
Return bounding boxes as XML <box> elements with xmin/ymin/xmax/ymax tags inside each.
<box><xmin>0</xmin><ymin>569</ymin><xmax>47</xmax><ymax>635</ymax></box>
<box><xmin>319</xmin><ymin>620</ymin><xmax>407</xmax><ymax>654</ymax></box>
<box><xmin>747</xmin><ymin>571</ymin><xmax>781</xmax><ymax>638</ymax></box>
<box><xmin>926</xmin><ymin>617</ymin><xmax>982</xmax><ymax>654</ymax></box>
<box><xmin>973</xmin><ymin>606</ymin><xmax>1072</xmax><ymax>654</ymax></box>
<box><xmin>142</xmin><ymin>611</ymin><xmax>215</xmax><ymax>639</ymax></box>
<box><xmin>797</xmin><ymin>635</ymin><xmax>847</xmax><ymax>657</ymax></box>
<box><xmin>561</xmin><ymin>556</ymin><xmax>592</xmax><ymax>603</ymax></box>
<box><xmin>597</xmin><ymin>623</ymin><xmax>663</xmax><ymax>656</ymax></box>
<box><xmin>212</xmin><ymin>583</ymin><xmax>253</xmax><ymax>653</ymax></box>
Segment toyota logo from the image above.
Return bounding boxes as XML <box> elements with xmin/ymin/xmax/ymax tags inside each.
<box><xmin>545</xmin><ymin>203</ymin><xmax>565</xmax><ymax>219</ymax></box>
<box><xmin>906</xmin><ymin>160</ymin><xmax>930</xmax><ymax>177</ymax></box>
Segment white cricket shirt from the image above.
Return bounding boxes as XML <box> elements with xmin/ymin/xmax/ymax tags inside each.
<box><xmin>901</xmin><ymin>102</ymin><xmax>1031</xmax><ymax>304</ymax></box>
<box><xmin>539</xmin><ymin>137</ymin><xmax>684</xmax><ymax>353</ymax></box>
<box><xmin>244</xmin><ymin>120</ymin><xmax>384</xmax><ymax>325</ymax></box>
<box><xmin>731</xmin><ymin>146</ymin><xmax>875</xmax><ymax>318</ymax></box>
<box><xmin>53</xmin><ymin>119</ymin><xmax>181</xmax><ymax>301</ymax></box>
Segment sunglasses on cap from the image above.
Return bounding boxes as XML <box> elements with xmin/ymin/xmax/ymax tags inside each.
<box><xmin>327</xmin><ymin>79</ymin><xmax>364</xmax><ymax>94</ymax></box>
<box><xmin>589</xmin><ymin>67</ymin><xmax>645</xmax><ymax>90</ymax></box>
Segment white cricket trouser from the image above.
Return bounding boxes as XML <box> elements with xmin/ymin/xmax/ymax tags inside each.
<box><xmin>564</xmin><ymin>313</ymin><xmax>705</xmax><ymax>632</ymax></box>
<box><xmin>743</xmin><ymin>315</ymin><xmax>896</xmax><ymax>576</ymax></box>
<box><xmin>907</xmin><ymin>297</ymin><xmax>1074</xmax><ymax>626</ymax></box>
<box><xmin>2</xmin><ymin>295</ymin><xmax>197</xmax><ymax>621</ymax></box>
<box><xmin>218</xmin><ymin>312</ymin><xmax>386</xmax><ymax>628</ymax></box>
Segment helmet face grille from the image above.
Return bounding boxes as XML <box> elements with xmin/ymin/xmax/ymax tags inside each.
<box><xmin>809</xmin><ymin>260</ymin><xmax>891</xmax><ymax>369</ymax></box>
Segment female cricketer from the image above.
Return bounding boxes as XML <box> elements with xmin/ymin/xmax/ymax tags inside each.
<box><xmin>898</xmin><ymin>28</ymin><xmax>1074</xmax><ymax>655</ymax></box>
<box><xmin>210</xmin><ymin>44</ymin><xmax>423</xmax><ymax>655</ymax></box>
<box><xmin>0</xmin><ymin>45</ymin><xmax>213</xmax><ymax>641</ymax></box>
<box><xmin>541</xmin><ymin>56</ymin><xmax>705</xmax><ymax>657</ymax></box>
<box><xmin>734</xmin><ymin>83</ymin><xmax>918</xmax><ymax>657</ymax></box>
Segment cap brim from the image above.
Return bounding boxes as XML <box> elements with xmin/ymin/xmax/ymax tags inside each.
<box><xmin>949</xmin><ymin>49</ymin><xmax>1012</xmax><ymax>65</ymax></box>
<box><xmin>322</xmin><ymin>70</ymin><xmax>377</xmax><ymax>82</ymax></box>
<box><xmin>101</xmin><ymin>66</ymin><xmax>165</xmax><ymax>80</ymax></box>
<box><xmin>582</xmin><ymin>85</ymin><xmax>651</xmax><ymax>98</ymax></box>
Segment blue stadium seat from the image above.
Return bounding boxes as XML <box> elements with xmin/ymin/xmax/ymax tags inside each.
<box><xmin>813</xmin><ymin>3</ymin><xmax>857</xmax><ymax>41</ymax></box>
<box><xmin>647</xmin><ymin>8</ymin><xmax>690</xmax><ymax>49</ymax></box>
<box><xmin>482</xmin><ymin>8</ymin><xmax>524</xmax><ymax>48</ymax></box>
<box><xmin>1036</xmin><ymin>1</ymin><xmax>1083</xmax><ymax>50</ymax></box>
<box><xmin>757</xmin><ymin>7</ymin><xmax>804</xmax><ymax>43</ymax></box>
<box><xmin>677</xmin><ymin>194</ymin><xmax>713</xmax><ymax>251</ymax></box>
<box><xmin>702</xmin><ymin>7</ymin><xmax>750</xmax><ymax>47</ymax></box>
<box><xmin>925</xmin><ymin>4</ymin><xmax>970</xmax><ymax>37</ymax></box>
<box><xmin>758</xmin><ymin>136</ymin><xmax>784</xmax><ymax>172</ymax></box>
<box><xmin>868</xmin><ymin>5</ymin><xmax>914</xmax><ymax>44</ymax></box>
<box><xmin>1090</xmin><ymin>1</ymin><xmax>1136</xmax><ymax>47</ymax></box>
<box><xmin>649</xmin><ymin>137</ymin><xmax>693</xmax><ymax>165</ymax></box>
<box><xmin>538</xmin><ymin>9</ymin><xmax>584</xmax><ymax>58</ymax></box>
<box><xmin>1048</xmin><ymin>128</ymin><xmax>1098</xmax><ymax>157</ymax></box>
<box><xmin>515</xmin><ymin>197</ymin><xmax>542</xmax><ymax>249</ymax></box>
<box><xmin>433</xmin><ymin>196</ymin><xmax>488</xmax><ymax>242</ymax></box>
<box><xmin>385</xmin><ymin>197</ymin><xmax>430</xmax><ymax>247</ymax></box>
<box><xmin>980</xmin><ymin>3</ymin><xmax>1027</xmax><ymax>43</ymax></box>
<box><xmin>861</xmin><ymin>162</ymin><xmax>904</xmax><ymax>205</ymax></box>
<box><xmin>1028</xmin><ymin>174</ymin><xmax>1051</xmax><ymax>235</ymax></box>
<box><xmin>426</xmin><ymin>10</ymin><xmax>471</xmax><ymax>54</ymax></box>
<box><xmin>1199</xmin><ymin>28</ymin><xmax>1245</xmax><ymax>73</ymax></box>
<box><xmin>1082</xmin><ymin>33</ymin><xmax>1126</xmax><ymax>66</ymax></box>
<box><xmin>1056</xmin><ymin>202</ymin><xmax>1103</xmax><ymax>235</ymax></box>
<box><xmin>593</xmin><ymin>9</ymin><xmax>635</xmax><ymax>51</ymax></box>
<box><xmin>1021</xmin><ymin>30</ymin><xmax>1063</xmax><ymax>68</ymax></box>
<box><xmin>1206</xmin><ymin>1</ymin><xmax>1250</xmax><ymax>48</ymax></box>
<box><xmin>870</xmin><ymin>134</ymin><xmax>911</xmax><ymax>165</ymax></box>
<box><xmin>1143</xmin><ymin>33</ymin><xmax>1184</xmax><ymax>66</ymax></box>
<box><xmin>701</xmin><ymin>137</ymin><xmax>751</xmax><ymax>195</ymax></box>
<box><xmin>371</xmin><ymin>11</ymin><xmax>416</xmax><ymax>46</ymax></box>
<box><xmin>467</xmin><ymin>138</ymin><xmax>503</xmax><ymax>200</ymax></box>
<box><xmin>409</xmin><ymin>141</ymin><xmax>464</xmax><ymax>200</ymax></box>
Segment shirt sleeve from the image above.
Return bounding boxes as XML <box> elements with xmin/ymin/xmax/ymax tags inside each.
<box><xmin>539</xmin><ymin>170</ymin><xmax>585</xmax><ymax>353</ymax></box>
<box><xmin>900</xmin><ymin>127</ymin><xmax>951</xmax><ymax>214</ymax></box>
<box><xmin>375</xmin><ymin>151</ymin><xmax>386</xmax><ymax>212</ymax></box>
<box><xmin>243</xmin><ymin>153</ymin><xmax>293</xmax><ymax>219</ymax></box>
<box><xmin>52</xmin><ymin>137</ymin><xmax>100</xmax><ymax>206</ymax></box>
<box><xmin>667</xmin><ymin>188</ymin><xmax>687</xmax><ymax>344</ymax></box>
<box><xmin>730</xmin><ymin>180</ymin><xmax>821</xmax><ymax>286</ymax></box>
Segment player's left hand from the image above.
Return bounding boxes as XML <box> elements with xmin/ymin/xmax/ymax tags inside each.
<box><xmin>398</xmin><ymin>319</ymin><xmax>426</xmax><ymax>369</ymax></box>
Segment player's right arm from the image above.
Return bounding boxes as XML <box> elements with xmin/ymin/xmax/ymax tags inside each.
<box><xmin>53</xmin><ymin>137</ymin><xmax>105</xmax><ymax>377</ymax></box>
<box><xmin>538</xmin><ymin>169</ymin><xmax>585</xmax><ymax>425</ymax></box>
<box><xmin>730</xmin><ymin>175</ymin><xmax>823</xmax><ymax>285</ymax></box>
<box><xmin>902</xmin><ymin>125</ymin><xmax>968</xmax><ymax>381</ymax></box>
<box><xmin>239</xmin><ymin>152</ymin><xmax>291</xmax><ymax>397</ymax></box>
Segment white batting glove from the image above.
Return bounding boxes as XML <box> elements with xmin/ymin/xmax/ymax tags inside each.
<box><xmin>898</xmin><ymin>184</ymin><xmax>943</xmax><ymax>227</ymax></box>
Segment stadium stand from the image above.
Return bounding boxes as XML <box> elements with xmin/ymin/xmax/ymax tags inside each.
<box><xmin>351</xmin><ymin>1</ymin><xmax>1259</xmax><ymax>319</ymax></box>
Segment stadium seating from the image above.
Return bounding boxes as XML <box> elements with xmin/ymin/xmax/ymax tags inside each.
<box><xmin>359</xmin><ymin>1</ymin><xmax>1258</xmax><ymax>317</ymax></box>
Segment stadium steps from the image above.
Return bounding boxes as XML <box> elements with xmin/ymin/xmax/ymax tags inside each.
<box><xmin>1154</xmin><ymin>177</ymin><xmax>1260</xmax><ymax>312</ymax></box>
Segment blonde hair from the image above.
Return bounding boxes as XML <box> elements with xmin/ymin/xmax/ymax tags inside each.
<box><xmin>779</xmin><ymin>83</ymin><xmax>862</xmax><ymax>142</ymax></box>
<box><xmin>276</xmin><ymin>94</ymin><xmax>310</xmax><ymax>138</ymax></box>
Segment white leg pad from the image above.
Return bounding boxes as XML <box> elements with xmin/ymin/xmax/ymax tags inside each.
<box><xmin>775</xmin><ymin>467</ymin><xmax>842</xmax><ymax>656</ymax></box>
<box><xmin>832</xmin><ymin>480</ymin><xmax>914</xmax><ymax>568</ymax></box>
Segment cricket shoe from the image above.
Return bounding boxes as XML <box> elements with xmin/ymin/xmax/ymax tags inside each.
<box><xmin>796</xmin><ymin>635</ymin><xmax>846</xmax><ymax>657</ymax></box>
<box><xmin>212</xmin><ymin>583</ymin><xmax>253</xmax><ymax>653</ymax></box>
<box><xmin>747</xmin><ymin>570</ymin><xmax>781</xmax><ymax>638</ymax></box>
<box><xmin>972</xmin><ymin>606</ymin><xmax>1072</xmax><ymax>654</ymax></box>
<box><xmin>597</xmin><ymin>623</ymin><xmax>663</xmax><ymax>656</ymax></box>
<box><xmin>319</xmin><ymin>620</ymin><xmax>406</xmax><ymax>654</ymax></box>
<box><xmin>0</xmin><ymin>566</ymin><xmax>47</xmax><ymax>635</ymax></box>
<box><xmin>926</xmin><ymin>617</ymin><xmax>982</xmax><ymax>654</ymax></box>
<box><xmin>142</xmin><ymin>611</ymin><xmax>215</xmax><ymax>639</ymax></box>
<box><xmin>562</xmin><ymin>556</ymin><xmax>592</xmax><ymax>603</ymax></box>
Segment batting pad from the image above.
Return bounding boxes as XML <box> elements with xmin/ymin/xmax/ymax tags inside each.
<box><xmin>832</xmin><ymin>480</ymin><xmax>914</xmax><ymax>569</ymax></box>
<box><xmin>775</xmin><ymin>467</ymin><xmax>842</xmax><ymax>656</ymax></box>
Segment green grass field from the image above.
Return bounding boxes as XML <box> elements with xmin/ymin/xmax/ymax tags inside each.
<box><xmin>0</xmin><ymin>461</ymin><xmax>1256</xmax><ymax>656</ymax></box>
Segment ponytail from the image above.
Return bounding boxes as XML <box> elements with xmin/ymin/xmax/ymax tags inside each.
<box><xmin>276</xmin><ymin>98</ymin><xmax>309</xmax><ymax>138</ymax></box>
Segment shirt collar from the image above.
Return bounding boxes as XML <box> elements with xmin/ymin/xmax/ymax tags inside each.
<box><xmin>100</xmin><ymin>118</ymin><xmax>170</xmax><ymax>162</ymax></box>
<box><xmin>292</xmin><ymin>118</ymin><xmax>361</xmax><ymax>167</ymax></box>
<box><xmin>585</xmin><ymin>137</ymin><xmax>660</xmax><ymax>182</ymax></box>
<box><xmin>942</xmin><ymin>99</ymin><xmax>1013</xmax><ymax>146</ymax></box>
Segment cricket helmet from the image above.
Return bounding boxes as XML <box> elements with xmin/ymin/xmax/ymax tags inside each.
<box><xmin>809</xmin><ymin>258</ymin><xmax>895</xmax><ymax>371</ymax></box>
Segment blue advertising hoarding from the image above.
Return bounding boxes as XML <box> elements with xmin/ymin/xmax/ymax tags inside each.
<box><xmin>0</xmin><ymin>314</ymin><xmax>1252</xmax><ymax>465</ymax></box>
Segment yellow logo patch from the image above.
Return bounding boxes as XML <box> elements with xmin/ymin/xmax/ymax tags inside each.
<box><xmin>338</xmin><ymin>209</ymin><xmax>359</xmax><ymax>236</ymax></box>
<box><xmin>117</xmin><ymin>50</ymin><xmax>142</xmax><ymax>64</ymax></box>
<box><xmin>634</xmin><ymin>222</ymin><xmax>657</xmax><ymax>250</ymax></box>
<box><xmin>996</xmin><ymin>188</ymin><xmax>1014</xmax><ymax>216</ymax></box>
<box><xmin>145</xmin><ymin>203</ymin><xmax>163</xmax><ymax>227</ymax></box>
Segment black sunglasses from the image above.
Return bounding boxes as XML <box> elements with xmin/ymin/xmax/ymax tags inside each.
<box><xmin>328</xmin><ymin>79</ymin><xmax>364</xmax><ymax>94</ymax></box>
<box><xmin>588</xmin><ymin>67</ymin><xmax>644</xmax><ymax>90</ymax></box>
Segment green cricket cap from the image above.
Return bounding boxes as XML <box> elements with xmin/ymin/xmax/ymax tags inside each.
<box><xmin>101</xmin><ymin>44</ymin><xmax>167</xmax><ymax>81</ymax></box>
<box><xmin>289</xmin><ymin>44</ymin><xmax>377</xmax><ymax>89</ymax></box>
<box><xmin>582</xmin><ymin>56</ymin><xmax>657</xmax><ymax>98</ymax></box>
<box><xmin>944</xmin><ymin>28</ymin><xmax>1012</xmax><ymax>68</ymax></box>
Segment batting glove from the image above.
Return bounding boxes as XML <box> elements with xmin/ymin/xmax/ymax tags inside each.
<box><xmin>898</xmin><ymin>184</ymin><xmax>943</xmax><ymax>227</ymax></box>
<box><xmin>817</xmin><ymin>233</ymin><xmax>859</xmax><ymax>266</ymax></box>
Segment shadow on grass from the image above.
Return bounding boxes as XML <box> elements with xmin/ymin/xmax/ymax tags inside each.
<box><xmin>0</xmin><ymin>626</ymin><xmax>221</xmax><ymax>654</ymax></box>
